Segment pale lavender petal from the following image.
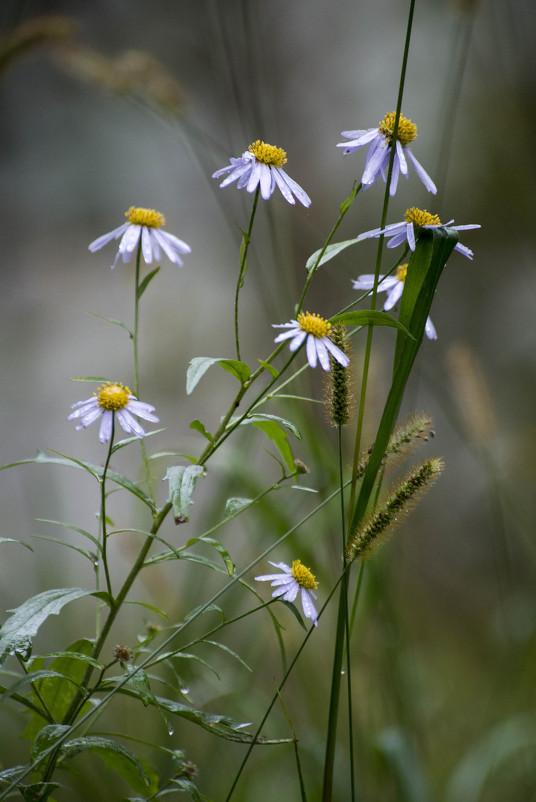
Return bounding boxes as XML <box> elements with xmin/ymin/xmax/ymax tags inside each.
<box><xmin>288</xmin><ymin>330</ymin><xmax>308</xmax><ymax>352</ymax></box>
<box><xmin>159</xmin><ymin>230</ymin><xmax>192</xmax><ymax>254</ymax></box>
<box><xmin>211</xmin><ymin>164</ymin><xmax>235</xmax><ymax>179</ymax></box>
<box><xmin>304</xmin><ymin>335</ymin><xmax>317</xmax><ymax>368</ymax></box>
<box><xmin>362</xmin><ymin>138</ymin><xmax>388</xmax><ymax>185</ymax></box>
<box><xmin>454</xmin><ymin>243</ymin><xmax>474</xmax><ymax>259</ymax></box>
<box><xmin>276</xmin><ymin>582</ymin><xmax>299</xmax><ymax>602</ymax></box>
<box><xmin>152</xmin><ymin>229</ymin><xmax>183</xmax><ymax>265</ymax></box>
<box><xmin>425</xmin><ymin>316</ymin><xmax>437</xmax><ymax>340</ymax></box>
<box><xmin>220</xmin><ymin>164</ymin><xmax>250</xmax><ymax>188</ymax></box>
<box><xmin>127</xmin><ymin>399</ymin><xmax>159</xmax><ymax>422</ymax></box>
<box><xmin>324</xmin><ymin>338</ymin><xmax>350</xmax><ymax>367</ymax></box>
<box><xmin>246</xmin><ymin>161</ymin><xmax>262</xmax><ymax>194</ymax></box>
<box><xmin>396</xmin><ymin>140</ymin><xmax>408</xmax><ymax>176</ymax></box>
<box><xmin>351</xmin><ymin>274</ymin><xmax>377</xmax><ymax>290</ymax></box>
<box><xmin>272</xmin><ymin>168</ymin><xmax>296</xmax><ymax>205</ymax></box>
<box><xmin>406</xmin><ymin>223</ymin><xmax>416</xmax><ymax>251</ymax></box>
<box><xmin>386</xmin><ymin>232</ymin><xmax>410</xmax><ymax>249</ymax></box>
<box><xmin>259</xmin><ymin>164</ymin><xmax>273</xmax><ymax>200</ymax></box>
<box><xmin>88</xmin><ymin>223</ymin><xmax>129</xmax><ymax>252</ymax></box>
<box><xmin>274</xmin><ymin>327</ymin><xmax>302</xmax><ymax>344</ymax></box>
<box><xmin>77</xmin><ymin>406</ymin><xmax>103</xmax><ymax>428</ymax></box>
<box><xmin>272</xmin><ymin>321</ymin><xmax>299</xmax><ymax>329</ymax></box>
<box><xmin>141</xmin><ymin>226</ymin><xmax>153</xmax><ymax>264</ymax></box>
<box><xmin>301</xmin><ymin>588</ymin><xmax>318</xmax><ymax>626</ymax></box>
<box><xmin>337</xmin><ymin>128</ymin><xmax>377</xmax><ymax>150</ymax></box>
<box><xmin>268</xmin><ymin>561</ymin><xmax>292</xmax><ymax>573</ymax></box>
<box><xmin>406</xmin><ymin>150</ymin><xmax>437</xmax><ymax>194</ymax></box>
<box><xmin>116</xmin><ymin>408</ymin><xmax>146</xmax><ymax>438</ymax></box>
<box><xmin>383</xmin><ymin>281</ymin><xmax>404</xmax><ymax>310</ymax></box>
<box><xmin>453</xmin><ymin>224</ymin><xmax>480</xmax><ymax>231</ymax></box>
<box><xmin>389</xmin><ymin>152</ymin><xmax>401</xmax><ymax>196</ymax></box>
<box><xmin>99</xmin><ymin>410</ymin><xmax>113</xmax><ymax>443</ymax></box>
<box><xmin>119</xmin><ymin>224</ymin><xmax>142</xmax><ymax>256</ymax></box>
<box><xmin>275</xmin><ymin>169</ymin><xmax>311</xmax><ymax>207</ymax></box>
<box><xmin>315</xmin><ymin>338</ymin><xmax>330</xmax><ymax>371</ymax></box>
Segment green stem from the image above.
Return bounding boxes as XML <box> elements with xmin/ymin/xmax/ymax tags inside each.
<box><xmin>235</xmin><ymin>186</ymin><xmax>260</xmax><ymax>361</ymax></box>
<box><xmin>99</xmin><ymin>417</ymin><xmax>115</xmax><ymax>599</ymax></box>
<box><xmin>296</xmin><ymin>183</ymin><xmax>361</xmax><ymax>315</ymax></box>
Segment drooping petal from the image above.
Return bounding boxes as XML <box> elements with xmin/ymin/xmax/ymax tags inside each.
<box><xmin>116</xmin><ymin>408</ymin><xmax>146</xmax><ymax>438</ymax></box>
<box><xmin>425</xmin><ymin>316</ymin><xmax>437</xmax><ymax>340</ymax></box>
<box><xmin>315</xmin><ymin>338</ymin><xmax>331</xmax><ymax>371</ymax></box>
<box><xmin>275</xmin><ymin>168</ymin><xmax>311</xmax><ymax>207</ymax></box>
<box><xmin>288</xmin><ymin>329</ymin><xmax>308</xmax><ymax>352</ymax></box>
<box><xmin>300</xmin><ymin>588</ymin><xmax>318</xmax><ymax>626</ymax></box>
<box><xmin>305</xmin><ymin>334</ymin><xmax>318</xmax><ymax>368</ymax></box>
<box><xmin>383</xmin><ymin>281</ymin><xmax>404</xmax><ymax>311</ymax></box>
<box><xmin>324</xmin><ymin>338</ymin><xmax>350</xmax><ymax>367</ymax></box>
<box><xmin>88</xmin><ymin>224</ymin><xmax>129</xmax><ymax>252</ymax></box>
<box><xmin>141</xmin><ymin>226</ymin><xmax>153</xmax><ymax>264</ymax></box>
<box><xmin>127</xmin><ymin>399</ymin><xmax>159</xmax><ymax>422</ymax></box>
<box><xmin>406</xmin><ymin>150</ymin><xmax>437</xmax><ymax>194</ymax></box>
<box><xmin>98</xmin><ymin>410</ymin><xmax>113</xmax><ymax>443</ymax></box>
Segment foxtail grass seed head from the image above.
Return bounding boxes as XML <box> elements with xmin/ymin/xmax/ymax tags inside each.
<box><xmin>387</xmin><ymin>413</ymin><xmax>435</xmax><ymax>457</ymax></box>
<box><xmin>324</xmin><ymin>324</ymin><xmax>352</xmax><ymax>427</ymax></box>
<box><xmin>346</xmin><ymin>458</ymin><xmax>444</xmax><ymax>562</ymax></box>
<box><xmin>255</xmin><ymin>559</ymin><xmax>319</xmax><ymax>626</ymax></box>
<box><xmin>68</xmin><ymin>382</ymin><xmax>159</xmax><ymax>443</ymax></box>
<box><xmin>89</xmin><ymin>206</ymin><xmax>191</xmax><ymax>269</ymax></box>
<box><xmin>337</xmin><ymin>111</ymin><xmax>437</xmax><ymax>196</ymax></box>
<box><xmin>356</xmin><ymin>208</ymin><xmax>480</xmax><ymax>260</ymax></box>
<box><xmin>212</xmin><ymin>140</ymin><xmax>311</xmax><ymax>206</ymax></box>
<box><xmin>273</xmin><ymin>313</ymin><xmax>350</xmax><ymax>371</ymax></box>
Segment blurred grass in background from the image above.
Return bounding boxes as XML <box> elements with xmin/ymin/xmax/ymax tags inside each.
<box><xmin>1</xmin><ymin>0</ymin><xmax>536</xmax><ymax>799</ymax></box>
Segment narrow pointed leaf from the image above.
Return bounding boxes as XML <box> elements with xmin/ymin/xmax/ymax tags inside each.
<box><xmin>165</xmin><ymin>465</ymin><xmax>205</xmax><ymax>524</ymax></box>
<box><xmin>330</xmin><ymin>310</ymin><xmax>413</xmax><ymax>337</ymax></box>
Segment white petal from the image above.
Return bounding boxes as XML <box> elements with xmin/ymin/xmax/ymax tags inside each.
<box><xmin>396</xmin><ymin>140</ymin><xmax>408</xmax><ymax>176</ymax></box>
<box><xmin>88</xmin><ymin>224</ymin><xmax>129</xmax><ymax>252</ymax></box>
<box><xmin>324</xmin><ymin>338</ymin><xmax>350</xmax><ymax>367</ymax></box>
<box><xmin>246</xmin><ymin>161</ymin><xmax>262</xmax><ymax>194</ymax></box>
<box><xmin>99</xmin><ymin>411</ymin><xmax>113</xmax><ymax>443</ymax></box>
<box><xmin>76</xmin><ymin>407</ymin><xmax>103</xmax><ymax>428</ymax></box>
<box><xmin>119</xmin><ymin>224</ymin><xmax>141</xmax><ymax>256</ymax></box>
<box><xmin>277</xmin><ymin>582</ymin><xmax>299</xmax><ymax>602</ymax></box>
<box><xmin>389</xmin><ymin>153</ymin><xmax>401</xmax><ymax>196</ymax></box>
<box><xmin>274</xmin><ymin>327</ymin><xmax>301</xmax><ymax>343</ymax></box>
<box><xmin>116</xmin><ymin>408</ymin><xmax>146</xmax><ymax>438</ymax></box>
<box><xmin>407</xmin><ymin>223</ymin><xmax>416</xmax><ymax>251</ymax></box>
<box><xmin>272</xmin><ymin>168</ymin><xmax>296</xmax><ymax>204</ymax></box>
<box><xmin>306</xmin><ymin>335</ymin><xmax>318</xmax><ymax>368</ymax></box>
<box><xmin>383</xmin><ymin>281</ymin><xmax>404</xmax><ymax>310</ymax></box>
<box><xmin>258</xmin><ymin>164</ymin><xmax>273</xmax><ymax>200</ymax></box>
<box><xmin>300</xmin><ymin>588</ymin><xmax>318</xmax><ymax>626</ymax></box>
<box><xmin>315</xmin><ymin>338</ymin><xmax>331</xmax><ymax>371</ymax></box>
<box><xmin>452</xmin><ymin>224</ymin><xmax>480</xmax><ymax>231</ymax></box>
<box><xmin>406</xmin><ymin>150</ymin><xmax>437</xmax><ymax>194</ymax></box>
<box><xmin>127</xmin><ymin>399</ymin><xmax>159</xmax><ymax>422</ymax></box>
<box><xmin>455</xmin><ymin>243</ymin><xmax>474</xmax><ymax>259</ymax></box>
<box><xmin>275</xmin><ymin>169</ymin><xmax>311</xmax><ymax>207</ymax></box>
<box><xmin>142</xmin><ymin>226</ymin><xmax>153</xmax><ymax>264</ymax></box>
<box><xmin>158</xmin><ymin>229</ymin><xmax>191</xmax><ymax>254</ymax></box>
<box><xmin>425</xmin><ymin>316</ymin><xmax>437</xmax><ymax>340</ymax></box>
<box><xmin>362</xmin><ymin>138</ymin><xmax>388</xmax><ymax>185</ymax></box>
<box><xmin>288</xmin><ymin>330</ymin><xmax>307</xmax><ymax>352</ymax></box>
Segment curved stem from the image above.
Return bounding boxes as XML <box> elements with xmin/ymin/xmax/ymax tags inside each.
<box><xmin>99</xmin><ymin>417</ymin><xmax>115</xmax><ymax>600</ymax></box>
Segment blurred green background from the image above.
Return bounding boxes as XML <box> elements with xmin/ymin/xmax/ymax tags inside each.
<box><xmin>1</xmin><ymin>0</ymin><xmax>536</xmax><ymax>799</ymax></box>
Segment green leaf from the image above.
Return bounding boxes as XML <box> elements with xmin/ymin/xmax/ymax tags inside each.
<box><xmin>35</xmin><ymin>519</ymin><xmax>101</xmax><ymax>552</ymax></box>
<box><xmin>61</xmin><ymin>735</ymin><xmax>151</xmax><ymax>793</ymax></box>
<box><xmin>330</xmin><ymin>310</ymin><xmax>414</xmax><ymax>338</ymax></box>
<box><xmin>124</xmin><ymin>600</ymin><xmax>168</xmax><ymax>618</ymax></box>
<box><xmin>305</xmin><ymin>237</ymin><xmax>361</xmax><ymax>274</ymax></box>
<box><xmin>29</xmin><ymin>535</ymin><xmax>95</xmax><ymax>564</ymax></box>
<box><xmin>347</xmin><ymin>229</ymin><xmax>458</xmax><ymax>543</ymax></box>
<box><xmin>189</xmin><ymin>419</ymin><xmax>214</xmax><ymax>445</ymax></box>
<box><xmin>137</xmin><ymin>267</ymin><xmax>160</xmax><ymax>300</ymax></box>
<box><xmin>1</xmin><ymin>670</ymin><xmax>81</xmax><ymax>704</ymax></box>
<box><xmin>250</xmin><ymin>419</ymin><xmax>295</xmax><ymax>474</ymax></box>
<box><xmin>241</xmin><ymin>413</ymin><xmax>301</xmax><ymax>440</ymax></box>
<box><xmin>224</xmin><ymin>497</ymin><xmax>252</xmax><ymax>518</ymax></box>
<box><xmin>31</xmin><ymin>724</ymin><xmax>71</xmax><ymax>761</ymax></box>
<box><xmin>186</xmin><ymin>357</ymin><xmax>221</xmax><ymax>395</ymax></box>
<box><xmin>70</xmin><ymin>375</ymin><xmax>113</xmax><ymax>383</ymax></box>
<box><xmin>0</xmin><ymin>452</ymin><xmax>155</xmax><ymax>511</ymax></box>
<box><xmin>257</xmin><ymin>359</ymin><xmax>279</xmax><ymax>378</ymax></box>
<box><xmin>339</xmin><ymin>183</ymin><xmax>359</xmax><ymax>214</ymax></box>
<box><xmin>0</xmin><ymin>591</ymin><xmax>101</xmax><ymax>668</ymax></box>
<box><xmin>184</xmin><ymin>535</ymin><xmax>235</xmax><ymax>575</ymax></box>
<box><xmin>0</xmin><ymin>537</ymin><xmax>32</xmax><ymax>551</ymax></box>
<box><xmin>165</xmin><ymin>465</ymin><xmax>205</xmax><ymax>524</ymax></box>
<box><xmin>217</xmin><ymin>359</ymin><xmax>250</xmax><ymax>385</ymax></box>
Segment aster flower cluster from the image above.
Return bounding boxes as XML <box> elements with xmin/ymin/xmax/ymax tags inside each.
<box><xmin>255</xmin><ymin>559</ymin><xmax>319</xmax><ymax>626</ymax></box>
<box><xmin>68</xmin><ymin>382</ymin><xmax>159</xmax><ymax>443</ymax></box>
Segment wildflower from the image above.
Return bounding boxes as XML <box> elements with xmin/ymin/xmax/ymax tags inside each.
<box><xmin>113</xmin><ymin>645</ymin><xmax>132</xmax><ymax>664</ymax></box>
<box><xmin>352</xmin><ymin>264</ymin><xmax>437</xmax><ymax>340</ymax></box>
<box><xmin>273</xmin><ymin>312</ymin><xmax>350</xmax><ymax>371</ymax></box>
<box><xmin>255</xmin><ymin>560</ymin><xmax>319</xmax><ymax>626</ymax></box>
<box><xmin>212</xmin><ymin>140</ymin><xmax>311</xmax><ymax>207</ymax></box>
<box><xmin>337</xmin><ymin>111</ymin><xmax>437</xmax><ymax>196</ymax></box>
<box><xmin>357</xmin><ymin>207</ymin><xmax>480</xmax><ymax>260</ymax></box>
<box><xmin>89</xmin><ymin>206</ymin><xmax>191</xmax><ymax>269</ymax></box>
<box><xmin>68</xmin><ymin>382</ymin><xmax>159</xmax><ymax>443</ymax></box>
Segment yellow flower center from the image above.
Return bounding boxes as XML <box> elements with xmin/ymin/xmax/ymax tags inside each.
<box><xmin>248</xmin><ymin>140</ymin><xmax>287</xmax><ymax>167</ymax></box>
<box><xmin>378</xmin><ymin>111</ymin><xmax>418</xmax><ymax>147</ymax></box>
<box><xmin>297</xmin><ymin>312</ymin><xmax>331</xmax><ymax>339</ymax></box>
<box><xmin>404</xmin><ymin>206</ymin><xmax>441</xmax><ymax>234</ymax></box>
<box><xmin>96</xmin><ymin>382</ymin><xmax>131</xmax><ymax>411</ymax></box>
<box><xmin>125</xmin><ymin>206</ymin><xmax>165</xmax><ymax>228</ymax></box>
<box><xmin>396</xmin><ymin>264</ymin><xmax>408</xmax><ymax>282</ymax></box>
<box><xmin>291</xmin><ymin>559</ymin><xmax>318</xmax><ymax>590</ymax></box>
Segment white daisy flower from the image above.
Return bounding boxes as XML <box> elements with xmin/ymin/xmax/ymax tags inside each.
<box><xmin>212</xmin><ymin>140</ymin><xmax>311</xmax><ymax>207</ymax></box>
<box><xmin>89</xmin><ymin>206</ymin><xmax>191</xmax><ymax>269</ymax></box>
<box><xmin>255</xmin><ymin>559</ymin><xmax>319</xmax><ymax>627</ymax></box>
<box><xmin>273</xmin><ymin>312</ymin><xmax>350</xmax><ymax>371</ymax></box>
<box><xmin>68</xmin><ymin>382</ymin><xmax>159</xmax><ymax>443</ymax></box>
<box><xmin>337</xmin><ymin>111</ymin><xmax>437</xmax><ymax>196</ymax></box>
<box><xmin>352</xmin><ymin>265</ymin><xmax>437</xmax><ymax>340</ymax></box>
<box><xmin>357</xmin><ymin>207</ymin><xmax>480</xmax><ymax>260</ymax></box>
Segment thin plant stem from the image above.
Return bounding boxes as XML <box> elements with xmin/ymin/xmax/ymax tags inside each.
<box><xmin>323</xmin><ymin>3</ymin><xmax>417</xmax><ymax>800</ymax></box>
<box><xmin>235</xmin><ymin>186</ymin><xmax>260</xmax><ymax>361</ymax></box>
<box><xmin>99</xmin><ymin>416</ymin><xmax>115</xmax><ymax>600</ymax></box>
